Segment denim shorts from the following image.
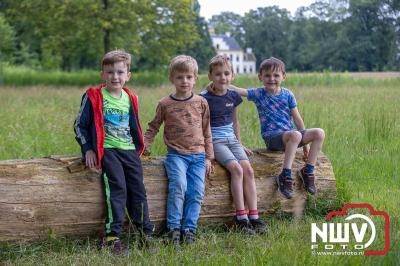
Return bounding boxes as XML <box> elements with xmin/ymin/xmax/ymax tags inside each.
<box><xmin>213</xmin><ymin>138</ymin><xmax>249</xmax><ymax>166</ymax></box>
<box><xmin>263</xmin><ymin>130</ymin><xmax>306</xmax><ymax>151</ymax></box>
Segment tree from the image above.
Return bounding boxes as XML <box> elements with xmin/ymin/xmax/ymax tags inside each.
<box><xmin>178</xmin><ymin>0</ymin><xmax>215</xmax><ymax>71</ymax></box>
<box><xmin>208</xmin><ymin>12</ymin><xmax>245</xmax><ymax>47</ymax></box>
<box><xmin>3</xmin><ymin>0</ymin><xmax>200</xmax><ymax>70</ymax></box>
<box><xmin>340</xmin><ymin>0</ymin><xmax>398</xmax><ymax>70</ymax></box>
<box><xmin>0</xmin><ymin>13</ymin><xmax>15</xmax><ymax>63</ymax></box>
<box><xmin>134</xmin><ymin>0</ymin><xmax>199</xmax><ymax>69</ymax></box>
<box><xmin>242</xmin><ymin>6</ymin><xmax>292</xmax><ymax>68</ymax></box>
<box><xmin>303</xmin><ymin>0</ymin><xmax>399</xmax><ymax>70</ymax></box>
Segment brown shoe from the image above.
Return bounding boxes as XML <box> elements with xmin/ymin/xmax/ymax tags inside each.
<box><xmin>298</xmin><ymin>168</ymin><xmax>316</xmax><ymax>194</ymax></box>
<box><xmin>275</xmin><ymin>174</ymin><xmax>293</xmax><ymax>199</ymax></box>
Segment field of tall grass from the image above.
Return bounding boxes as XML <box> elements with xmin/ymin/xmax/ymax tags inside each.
<box><xmin>0</xmin><ymin>73</ymin><xmax>399</xmax><ymax>265</ymax></box>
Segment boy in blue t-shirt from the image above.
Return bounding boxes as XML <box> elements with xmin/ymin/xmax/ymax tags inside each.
<box><xmin>231</xmin><ymin>57</ymin><xmax>325</xmax><ymax>199</ymax></box>
<box><xmin>201</xmin><ymin>55</ymin><xmax>266</xmax><ymax>234</ymax></box>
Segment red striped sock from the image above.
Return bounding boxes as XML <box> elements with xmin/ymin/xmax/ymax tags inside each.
<box><xmin>249</xmin><ymin>209</ymin><xmax>259</xmax><ymax>220</ymax></box>
<box><xmin>236</xmin><ymin>209</ymin><xmax>248</xmax><ymax>220</ymax></box>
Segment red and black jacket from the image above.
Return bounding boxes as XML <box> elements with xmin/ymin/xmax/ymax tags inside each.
<box><xmin>74</xmin><ymin>84</ymin><xmax>145</xmax><ymax>168</ymax></box>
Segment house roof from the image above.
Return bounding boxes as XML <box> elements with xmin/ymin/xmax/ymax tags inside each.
<box><xmin>213</xmin><ymin>34</ymin><xmax>242</xmax><ymax>50</ymax></box>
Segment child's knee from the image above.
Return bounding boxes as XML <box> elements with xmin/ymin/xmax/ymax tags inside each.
<box><xmin>287</xmin><ymin>131</ymin><xmax>302</xmax><ymax>143</ymax></box>
<box><xmin>319</xmin><ymin>128</ymin><xmax>326</xmax><ymax>140</ymax></box>
<box><xmin>315</xmin><ymin>128</ymin><xmax>325</xmax><ymax>141</ymax></box>
<box><xmin>240</xmin><ymin>162</ymin><xmax>254</xmax><ymax>178</ymax></box>
<box><xmin>227</xmin><ymin>161</ymin><xmax>243</xmax><ymax>177</ymax></box>
<box><xmin>169</xmin><ymin>178</ymin><xmax>187</xmax><ymax>195</ymax></box>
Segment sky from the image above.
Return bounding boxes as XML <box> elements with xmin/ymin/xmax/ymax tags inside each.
<box><xmin>198</xmin><ymin>0</ymin><xmax>316</xmax><ymax>19</ymax></box>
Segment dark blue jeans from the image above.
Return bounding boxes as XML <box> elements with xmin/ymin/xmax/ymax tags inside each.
<box><xmin>101</xmin><ymin>148</ymin><xmax>154</xmax><ymax>236</ymax></box>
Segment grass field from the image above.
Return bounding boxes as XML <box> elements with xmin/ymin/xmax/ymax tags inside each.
<box><xmin>0</xmin><ymin>73</ymin><xmax>399</xmax><ymax>265</ymax></box>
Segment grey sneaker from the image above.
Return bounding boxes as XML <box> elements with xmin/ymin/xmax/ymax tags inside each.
<box><xmin>167</xmin><ymin>228</ymin><xmax>181</xmax><ymax>248</ymax></box>
<box><xmin>181</xmin><ymin>229</ymin><xmax>196</xmax><ymax>245</ymax></box>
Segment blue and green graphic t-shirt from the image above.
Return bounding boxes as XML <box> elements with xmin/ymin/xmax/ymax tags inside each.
<box><xmin>247</xmin><ymin>87</ymin><xmax>297</xmax><ymax>138</ymax></box>
<box><xmin>102</xmin><ymin>87</ymin><xmax>135</xmax><ymax>150</ymax></box>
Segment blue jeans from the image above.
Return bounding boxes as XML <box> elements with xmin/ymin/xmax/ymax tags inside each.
<box><xmin>163</xmin><ymin>149</ymin><xmax>206</xmax><ymax>232</ymax></box>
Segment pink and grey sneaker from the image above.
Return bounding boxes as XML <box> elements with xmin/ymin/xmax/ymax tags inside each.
<box><xmin>298</xmin><ymin>168</ymin><xmax>316</xmax><ymax>194</ymax></box>
<box><xmin>275</xmin><ymin>174</ymin><xmax>293</xmax><ymax>199</ymax></box>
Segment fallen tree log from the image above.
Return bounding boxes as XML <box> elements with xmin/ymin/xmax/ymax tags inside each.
<box><xmin>0</xmin><ymin>150</ymin><xmax>336</xmax><ymax>242</ymax></box>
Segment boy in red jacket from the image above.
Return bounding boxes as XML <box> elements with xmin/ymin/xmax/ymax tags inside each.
<box><xmin>74</xmin><ymin>50</ymin><xmax>154</xmax><ymax>255</ymax></box>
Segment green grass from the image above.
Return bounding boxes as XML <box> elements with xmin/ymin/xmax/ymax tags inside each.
<box><xmin>1</xmin><ymin>65</ymin><xmax>169</xmax><ymax>87</ymax></box>
<box><xmin>0</xmin><ymin>74</ymin><xmax>399</xmax><ymax>265</ymax></box>
<box><xmin>2</xmin><ymin>65</ymin><xmax>400</xmax><ymax>89</ymax></box>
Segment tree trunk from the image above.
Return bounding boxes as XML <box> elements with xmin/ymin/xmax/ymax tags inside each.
<box><xmin>103</xmin><ymin>0</ymin><xmax>110</xmax><ymax>54</ymax></box>
<box><xmin>0</xmin><ymin>150</ymin><xmax>336</xmax><ymax>242</ymax></box>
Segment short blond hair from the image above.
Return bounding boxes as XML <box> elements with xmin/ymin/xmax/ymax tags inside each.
<box><xmin>102</xmin><ymin>50</ymin><xmax>131</xmax><ymax>71</ymax></box>
<box><xmin>259</xmin><ymin>57</ymin><xmax>286</xmax><ymax>74</ymax></box>
<box><xmin>208</xmin><ymin>54</ymin><xmax>234</xmax><ymax>74</ymax></box>
<box><xmin>169</xmin><ymin>55</ymin><xmax>198</xmax><ymax>81</ymax></box>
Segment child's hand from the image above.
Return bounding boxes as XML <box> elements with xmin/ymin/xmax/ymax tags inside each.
<box><xmin>85</xmin><ymin>150</ymin><xmax>97</xmax><ymax>169</ymax></box>
<box><xmin>205</xmin><ymin>159</ymin><xmax>214</xmax><ymax>177</ymax></box>
<box><xmin>242</xmin><ymin>146</ymin><xmax>254</xmax><ymax>156</ymax></box>
<box><xmin>206</xmin><ymin>82</ymin><xmax>215</xmax><ymax>93</ymax></box>
<box><xmin>142</xmin><ymin>149</ymin><xmax>151</xmax><ymax>156</ymax></box>
<box><xmin>303</xmin><ymin>145</ymin><xmax>310</xmax><ymax>162</ymax></box>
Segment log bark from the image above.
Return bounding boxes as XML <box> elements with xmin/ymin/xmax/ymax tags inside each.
<box><xmin>0</xmin><ymin>150</ymin><xmax>336</xmax><ymax>242</ymax></box>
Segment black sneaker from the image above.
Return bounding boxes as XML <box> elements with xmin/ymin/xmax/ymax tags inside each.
<box><xmin>249</xmin><ymin>218</ymin><xmax>267</xmax><ymax>234</ymax></box>
<box><xmin>181</xmin><ymin>229</ymin><xmax>196</xmax><ymax>245</ymax></box>
<box><xmin>233</xmin><ymin>217</ymin><xmax>256</xmax><ymax>235</ymax></box>
<box><xmin>100</xmin><ymin>237</ymin><xmax>128</xmax><ymax>256</ymax></box>
<box><xmin>275</xmin><ymin>174</ymin><xmax>293</xmax><ymax>199</ymax></box>
<box><xmin>139</xmin><ymin>233</ymin><xmax>158</xmax><ymax>252</ymax></box>
<box><xmin>167</xmin><ymin>228</ymin><xmax>181</xmax><ymax>248</ymax></box>
<box><xmin>138</xmin><ymin>225</ymin><xmax>157</xmax><ymax>250</ymax></box>
<box><xmin>298</xmin><ymin>168</ymin><xmax>316</xmax><ymax>194</ymax></box>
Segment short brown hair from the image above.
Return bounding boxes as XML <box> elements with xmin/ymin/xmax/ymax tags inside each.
<box><xmin>208</xmin><ymin>54</ymin><xmax>234</xmax><ymax>74</ymax></box>
<box><xmin>259</xmin><ymin>57</ymin><xmax>285</xmax><ymax>74</ymax></box>
<box><xmin>169</xmin><ymin>55</ymin><xmax>198</xmax><ymax>81</ymax></box>
<box><xmin>101</xmin><ymin>50</ymin><xmax>131</xmax><ymax>71</ymax></box>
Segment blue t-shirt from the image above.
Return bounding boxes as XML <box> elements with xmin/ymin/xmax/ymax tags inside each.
<box><xmin>247</xmin><ymin>87</ymin><xmax>297</xmax><ymax>138</ymax></box>
<box><xmin>200</xmin><ymin>89</ymin><xmax>242</xmax><ymax>139</ymax></box>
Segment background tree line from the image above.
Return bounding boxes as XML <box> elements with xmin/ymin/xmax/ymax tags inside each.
<box><xmin>0</xmin><ymin>0</ymin><xmax>399</xmax><ymax>72</ymax></box>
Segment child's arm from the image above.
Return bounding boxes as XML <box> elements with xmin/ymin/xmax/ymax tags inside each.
<box><xmin>233</xmin><ymin>108</ymin><xmax>253</xmax><ymax>155</ymax></box>
<box><xmin>202</xmin><ymin>101</ymin><xmax>214</xmax><ymax>176</ymax></box>
<box><xmin>143</xmin><ymin>102</ymin><xmax>164</xmax><ymax>154</ymax></box>
<box><xmin>291</xmin><ymin>107</ymin><xmax>309</xmax><ymax>161</ymax></box>
<box><xmin>74</xmin><ymin>94</ymin><xmax>97</xmax><ymax>168</ymax></box>
<box><xmin>205</xmin><ymin>83</ymin><xmax>248</xmax><ymax>97</ymax></box>
<box><xmin>229</xmin><ymin>84</ymin><xmax>248</xmax><ymax>97</ymax></box>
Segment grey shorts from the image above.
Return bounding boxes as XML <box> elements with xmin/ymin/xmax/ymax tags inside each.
<box><xmin>263</xmin><ymin>130</ymin><xmax>306</xmax><ymax>151</ymax></box>
<box><xmin>213</xmin><ymin>138</ymin><xmax>249</xmax><ymax>166</ymax></box>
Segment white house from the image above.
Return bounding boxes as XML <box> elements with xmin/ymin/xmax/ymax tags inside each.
<box><xmin>211</xmin><ymin>33</ymin><xmax>256</xmax><ymax>74</ymax></box>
